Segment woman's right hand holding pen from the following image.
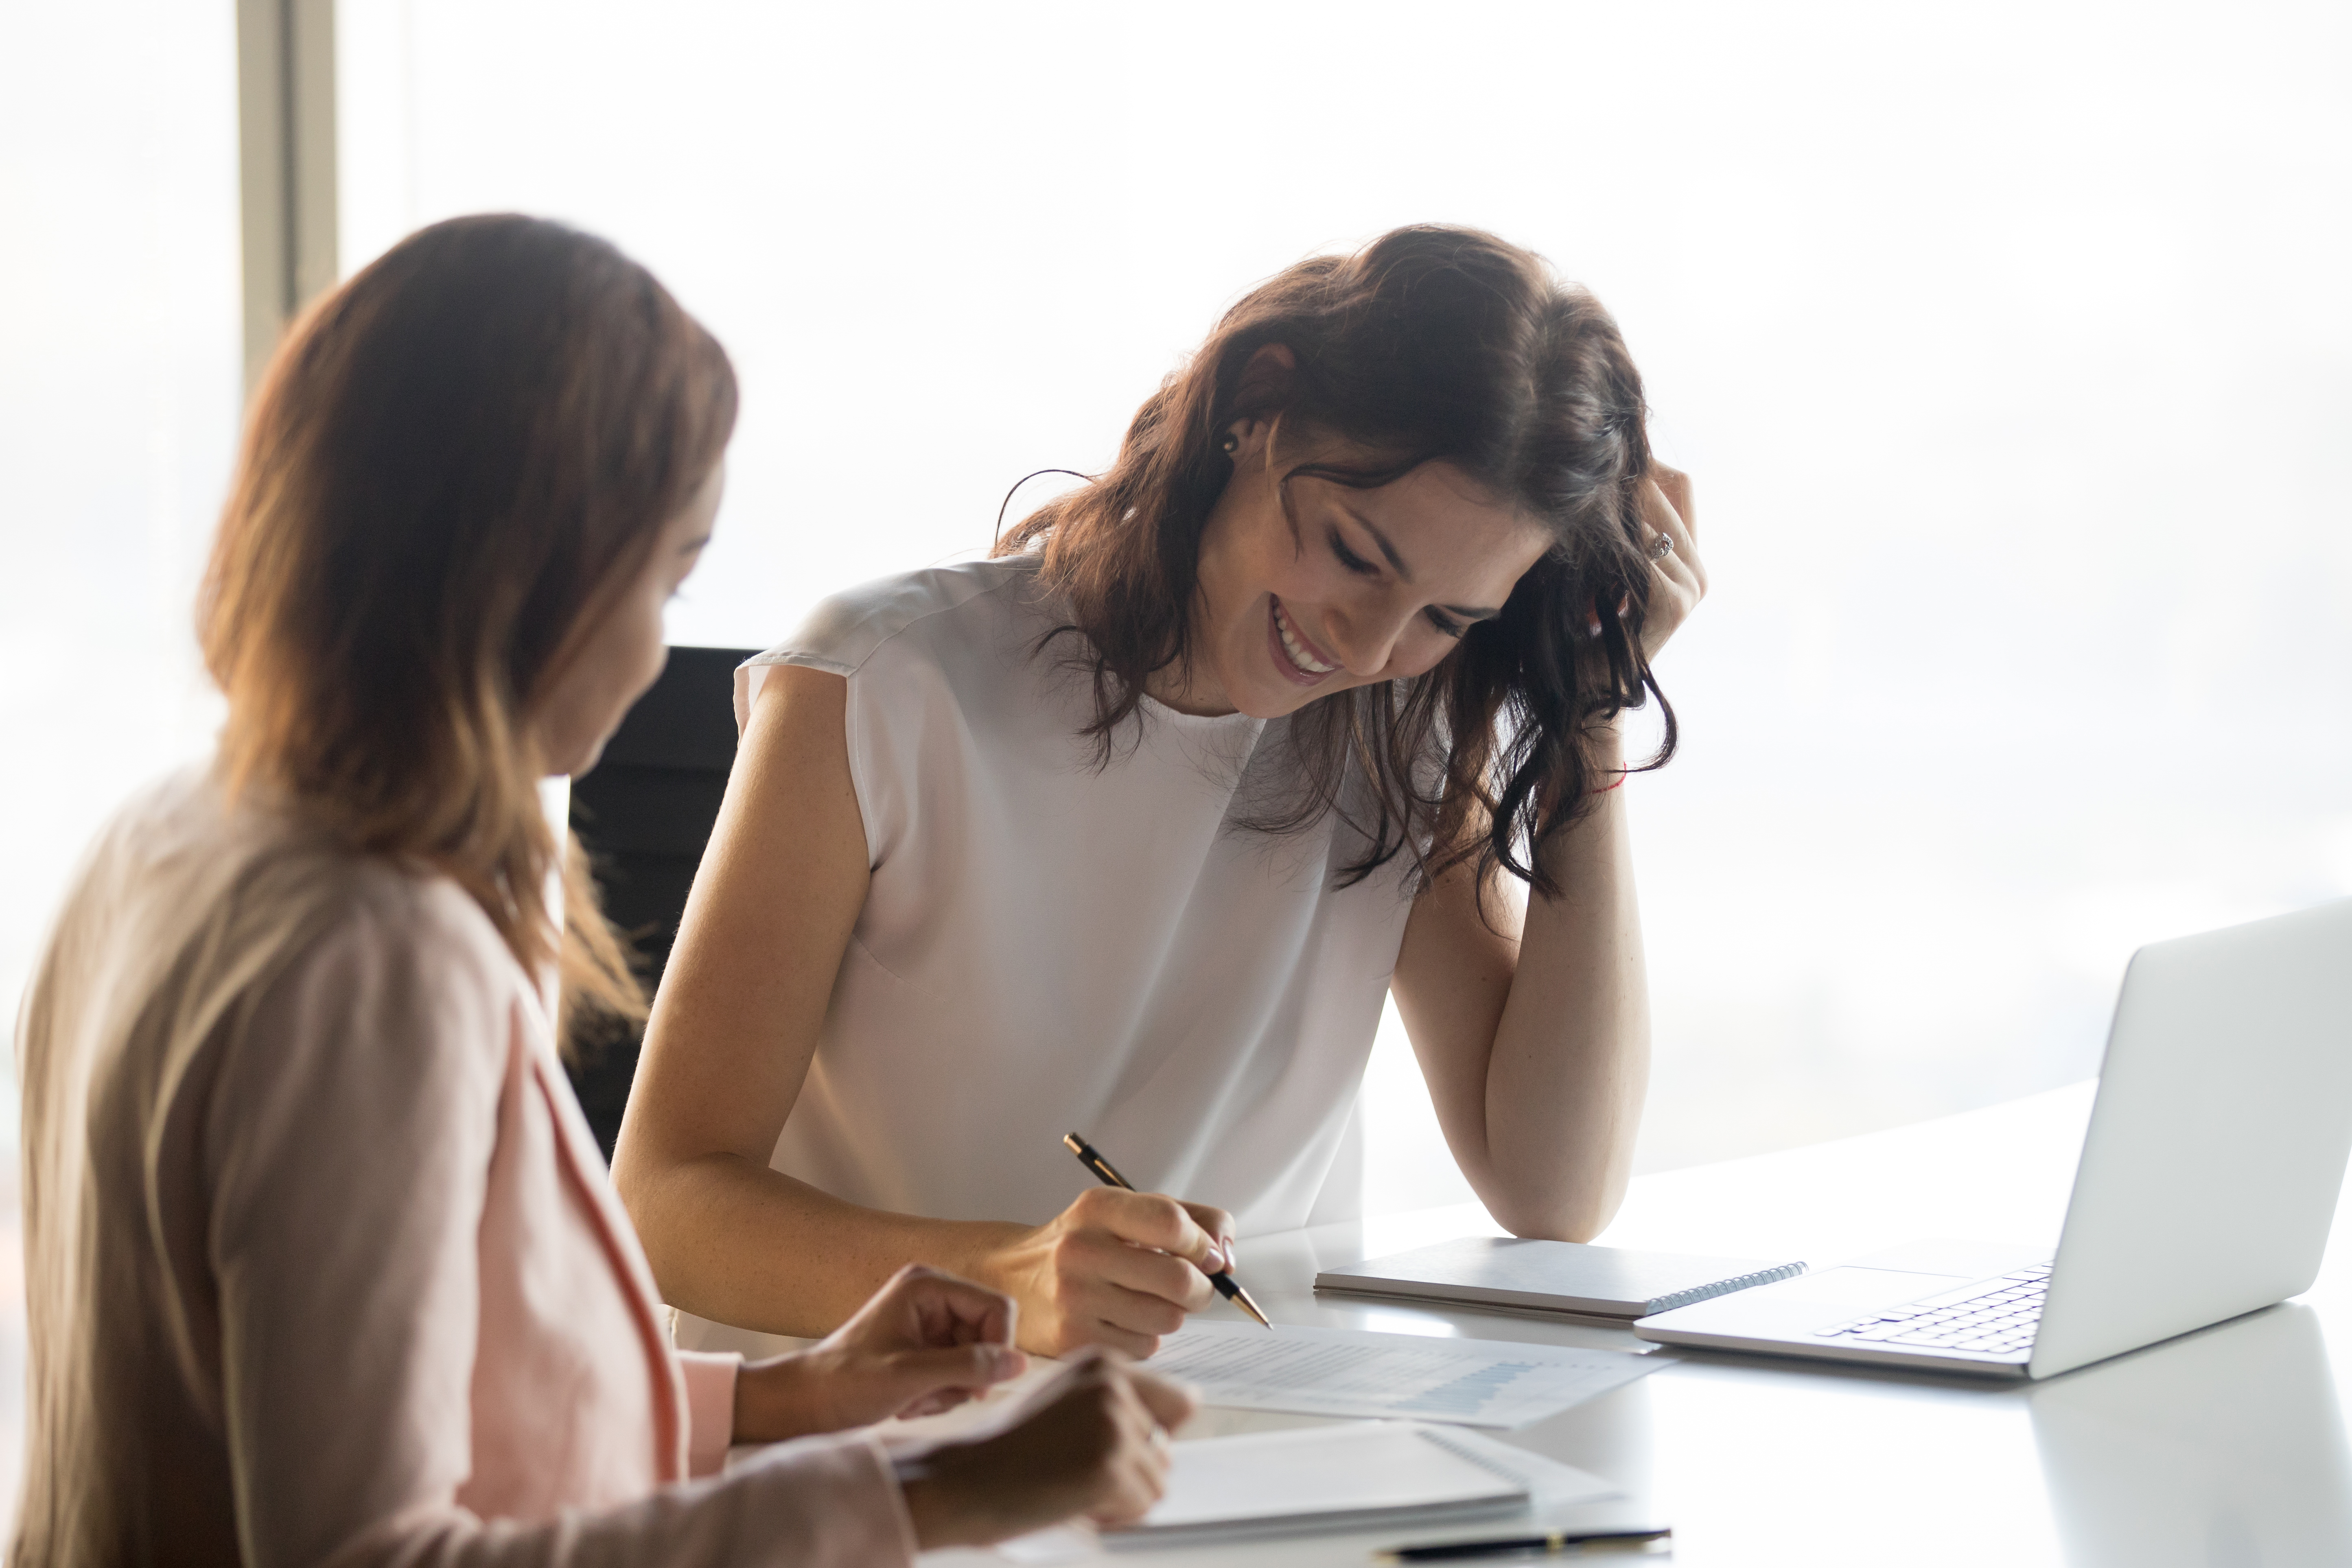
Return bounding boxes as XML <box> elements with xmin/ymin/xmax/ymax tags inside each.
<box><xmin>617</xmin><ymin>671</ymin><xmax>1243</xmax><ymax>1356</ymax></box>
<box><xmin>978</xmin><ymin>1186</ymin><xmax>1238</xmax><ymax>1356</ymax></box>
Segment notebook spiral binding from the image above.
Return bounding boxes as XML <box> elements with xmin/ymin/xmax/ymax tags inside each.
<box><xmin>1646</xmin><ymin>1261</ymin><xmax>1807</xmax><ymax>1315</ymax></box>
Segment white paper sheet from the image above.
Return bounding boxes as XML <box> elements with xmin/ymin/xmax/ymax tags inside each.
<box><xmin>1144</xmin><ymin>1321</ymin><xmax>1659</xmax><ymax>1428</ymax></box>
<box><xmin>997</xmin><ymin>1421</ymin><xmax>1623</xmax><ymax>1563</ymax></box>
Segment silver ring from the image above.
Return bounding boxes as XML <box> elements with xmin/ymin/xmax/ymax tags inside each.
<box><xmin>1647</xmin><ymin>531</ymin><xmax>1675</xmax><ymax>561</ymax></box>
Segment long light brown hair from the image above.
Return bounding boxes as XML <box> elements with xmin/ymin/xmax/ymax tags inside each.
<box><xmin>199</xmin><ymin>214</ymin><xmax>737</xmax><ymax>1035</ymax></box>
<box><xmin>999</xmin><ymin>225</ymin><xmax>1664</xmax><ymax>900</ymax></box>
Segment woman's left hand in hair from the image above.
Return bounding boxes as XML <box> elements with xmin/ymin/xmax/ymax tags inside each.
<box><xmin>731</xmin><ymin>1264</ymin><xmax>1030</xmax><ymax>1443</ymax></box>
<box><xmin>1636</xmin><ymin>463</ymin><xmax>1707</xmax><ymax>660</ymax></box>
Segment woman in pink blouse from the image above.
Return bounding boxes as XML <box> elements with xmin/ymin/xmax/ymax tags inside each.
<box><xmin>11</xmin><ymin>213</ymin><xmax>1188</xmax><ymax>1566</ymax></box>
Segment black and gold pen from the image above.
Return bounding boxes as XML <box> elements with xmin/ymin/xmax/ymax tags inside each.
<box><xmin>1376</xmin><ymin>1526</ymin><xmax>1673</xmax><ymax>1561</ymax></box>
<box><xmin>1063</xmin><ymin>1132</ymin><xmax>1273</xmax><ymax>1328</ymax></box>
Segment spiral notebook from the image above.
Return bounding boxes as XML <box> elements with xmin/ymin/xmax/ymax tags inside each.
<box><xmin>1317</xmin><ymin>1236</ymin><xmax>1806</xmax><ymax>1319</ymax></box>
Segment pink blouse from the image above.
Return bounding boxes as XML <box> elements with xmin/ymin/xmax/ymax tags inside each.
<box><xmin>11</xmin><ymin>768</ymin><xmax>916</xmax><ymax>1566</ymax></box>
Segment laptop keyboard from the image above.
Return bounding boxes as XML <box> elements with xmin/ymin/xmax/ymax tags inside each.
<box><xmin>1813</xmin><ymin>1264</ymin><xmax>2051</xmax><ymax>1356</ymax></box>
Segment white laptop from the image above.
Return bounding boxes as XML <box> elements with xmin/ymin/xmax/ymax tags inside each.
<box><xmin>1635</xmin><ymin>898</ymin><xmax>2352</xmax><ymax>1380</ymax></box>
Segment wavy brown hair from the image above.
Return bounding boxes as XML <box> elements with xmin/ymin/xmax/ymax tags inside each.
<box><xmin>998</xmin><ymin>225</ymin><xmax>1665</xmax><ymax>898</ymax></box>
<box><xmin>199</xmin><ymin>214</ymin><xmax>737</xmax><ymax>1040</ymax></box>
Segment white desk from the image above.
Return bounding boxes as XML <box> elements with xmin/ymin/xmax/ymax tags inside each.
<box><xmin>929</xmin><ymin>1084</ymin><xmax>2352</xmax><ymax>1566</ymax></box>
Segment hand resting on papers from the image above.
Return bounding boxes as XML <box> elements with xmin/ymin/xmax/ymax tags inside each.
<box><xmin>895</xmin><ymin>1349</ymin><xmax>1201</xmax><ymax>1548</ymax></box>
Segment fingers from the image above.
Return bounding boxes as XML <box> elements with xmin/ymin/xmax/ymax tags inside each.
<box><xmin>1632</xmin><ymin>469</ymin><xmax>1707</xmax><ymax>656</ymax></box>
<box><xmin>1638</xmin><ymin>479</ymin><xmax>1693</xmax><ymax>554</ymax></box>
<box><xmin>1092</xmin><ymin>1232</ymin><xmax>1216</xmax><ymax>1312</ymax></box>
<box><xmin>1639</xmin><ymin>472</ymin><xmax>1704</xmax><ymax>586</ymax></box>
<box><xmin>1043</xmin><ymin>1232</ymin><xmax>1207</xmax><ymax>1352</ymax></box>
<box><xmin>1065</xmin><ymin>1356</ymin><xmax>1179</xmax><ymax>1527</ymax></box>
<box><xmin>1179</xmin><ymin>1201</ymin><xmax>1238</xmax><ymax>1272</ymax></box>
<box><xmin>1121</xmin><ymin>1364</ymin><xmax>1200</xmax><ymax>1431</ymax></box>
<box><xmin>895</xmin><ymin>1387</ymin><xmax>976</xmax><ymax>1419</ymax></box>
<box><xmin>1647</xmin><ymin>461</ymin><xmax>1695</xmax><ymax>536</ymax></box>
<box><xmin>877</xmin><ymin>1341</ymin><xmax>1029</xmax><ymax>1415</ymax></box>
<box><xmin>903</xmin><ymin>1264</ymin><xmax>1020</xmax><ymax>1347</ymax></box>
<box><xmin>1645</xmin><ymin>524</ymin><xmax>1703</xmax><ymax>606</ymax></box>
<box><xmin>850</xmin><ymin>1263</ymin><xmax>1020</xmax><ymax>1351</ymax></box>
<box><xmin>1044</xmin><ymin>1229</ymin><xmax>1212</xmax><ymax>1336</ymax></box>
<box><xmin>996</xmin><ymin>1191</ymin><xmax>1233</xmax><ymax>1356</ymax></box>
<box><xmin>1072</xmin><ymin>1186</ymin><xmax>1225</xmax><ymax>1271</ymax></box>
<box><xmin>1080</xmin><ymin>1295</ymin><xmax>1181</xmax><ymax>1359</ymax></box>
<box><xmin>901</xmin><ymin>1352</ymin><xmax>1186</xmax><ymax>1547</ymax></box>
<box><xmin>920</xmin><ymin>1341</ymin><xmax>1031</xmax><ymax>1386</ymax></box>
<box><xmin>745</xmin><ymin>1327</ymin><xmax>1031</xmax><ymax>1439</ymax></box>
<box><xmin>898</xmin><ymin>1352</ymin><xmax>1158</xmax><ymax>1548</ymax></box>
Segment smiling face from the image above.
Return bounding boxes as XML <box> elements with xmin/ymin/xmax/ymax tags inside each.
<box><xmin>532</xmin><ymin>460</ymin><xmax>725</xmax><ymax>776</ymax></box>
<box><xmin>1157</xmin><ymin>424</ymin><xmax>1553</xmax><ymax>720</ymax></box>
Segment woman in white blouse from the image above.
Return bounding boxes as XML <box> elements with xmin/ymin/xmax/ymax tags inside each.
<box><xmin>12</xmin><ymin>213</ymin><xmax>1187</xmax><ymax>1567</ymax></box>
<box><xmin>617</xmin><ymin>225</ymin><xmax>1709</xmax><ymax>1358</ymax></box>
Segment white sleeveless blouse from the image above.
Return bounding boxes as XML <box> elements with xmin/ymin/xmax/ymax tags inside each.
<box><xmin>735</xmin><ymin>557</ymin><xmax>1417</xmax><ymax>1241</ymax></box>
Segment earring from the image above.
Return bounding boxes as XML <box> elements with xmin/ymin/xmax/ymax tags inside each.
<box><xmin>1221</xmin><ymin>431</ymin><xmax>1241</xmax><ymax>455</ymax></box>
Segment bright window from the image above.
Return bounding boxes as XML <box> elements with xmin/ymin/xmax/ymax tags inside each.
<box><xmin>334</xmin><ymin>0</ymin><xmax>2352</xmax><ymax>1207</ymax></box>
<box><xmin>0</xmin><ymin>0</ymin><xmax>243</xmax><ymax>1522</ymax></box>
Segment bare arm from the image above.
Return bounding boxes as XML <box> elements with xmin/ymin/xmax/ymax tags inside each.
<box><xmin>613</xmin><ymin>663</ymin><xmax>950</xmax><ymax>1334</ymax></box>
<box><xmin>1388</xmin><ymin>467</ymin><xmax>1704</xmax><ymax>1240</ymax></box>
<box><xmin>1389</xmin><ymin>764</ymin><xmax>1648</xmax><ymax>1239</ymax></box>
<box><xmin>612</xmin><ymin>665</ymin><xmax>1231</xmax><ymax>1354</ymax></box>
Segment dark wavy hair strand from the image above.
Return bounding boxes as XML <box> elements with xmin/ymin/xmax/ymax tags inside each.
<box><xmin>996</xmin><ymin>225</ymin><xmax>1671</xmax><ymax>900</ymax></box>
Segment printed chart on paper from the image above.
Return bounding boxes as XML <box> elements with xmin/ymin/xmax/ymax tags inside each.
<box><xmin>1148</xmin><ymin>1321</ymin><xmax>1659</xmax><ymax>1428</ymax></box>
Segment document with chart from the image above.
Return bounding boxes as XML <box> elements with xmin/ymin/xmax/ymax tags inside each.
<box><xmin>1150</xmin><ymin>1321</ymin><xmax>1658</xmax><ymax>1428</ymax></box>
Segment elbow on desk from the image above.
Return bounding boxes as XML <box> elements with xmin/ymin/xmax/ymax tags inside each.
<box><xmin>1490</xmin><ymin>1207</ymin><xmax>1610</xmax><ymax>1245</ymax></box>
<box><xmin>1479</xmin><ymin>1172</ymin><xmax>1630</xmax><ymax>1245</ymax></box>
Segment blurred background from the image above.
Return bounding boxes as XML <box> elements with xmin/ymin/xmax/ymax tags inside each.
<box><xmin>2</xmin><ymin>0</ymin><xmax>2348</xmax><ymax>1524</ymax></box>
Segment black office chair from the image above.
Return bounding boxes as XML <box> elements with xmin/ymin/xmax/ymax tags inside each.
<box><xmin>566</xmin><ymin>645</ymin><xmax>757</xmax><ymax>1159</ymax></box>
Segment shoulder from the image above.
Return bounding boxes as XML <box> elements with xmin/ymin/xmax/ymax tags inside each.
<box><xmin>29</xmin><ymin>773</ymin><xmax>540</xmax><ymax>1189</ymax></box>
<box><xmin>747</xmin><ymin>556</ymin><xmax>1045</xmax><ymax>683</ymax></box>
<box><xmin>199</xmin><ymin>841</ymin><xmax>541</xmax><ymax>1268</ymax></box>
<box><xmin>152</xmin><ymin>789</ymin><xmax>542</xmax><ymax>1113</ymax></box>
<box><xmin>37</xmin><ymin>768</ymin><xmax>516</xmax><ymax>1033</ymax></box>
<box><xmin>309</xmin><ymin>858</ymin><xmax>519</xmax><ymax>992</ymax></box>
<box><xmin>201</xmin><ymin>847</ymin><xmax>537</xmax><ymax>1187</ymax></box>
<box><xmin>268</xmin><ymin>856</ymin><xmax>529</xmax><ymax>1052</ymax></box>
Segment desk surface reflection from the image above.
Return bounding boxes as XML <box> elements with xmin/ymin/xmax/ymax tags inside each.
<box><xmin>906</xmin><ymin>1083</ymin><xmax>2352</xmax><ymax>1566</ymax></box>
